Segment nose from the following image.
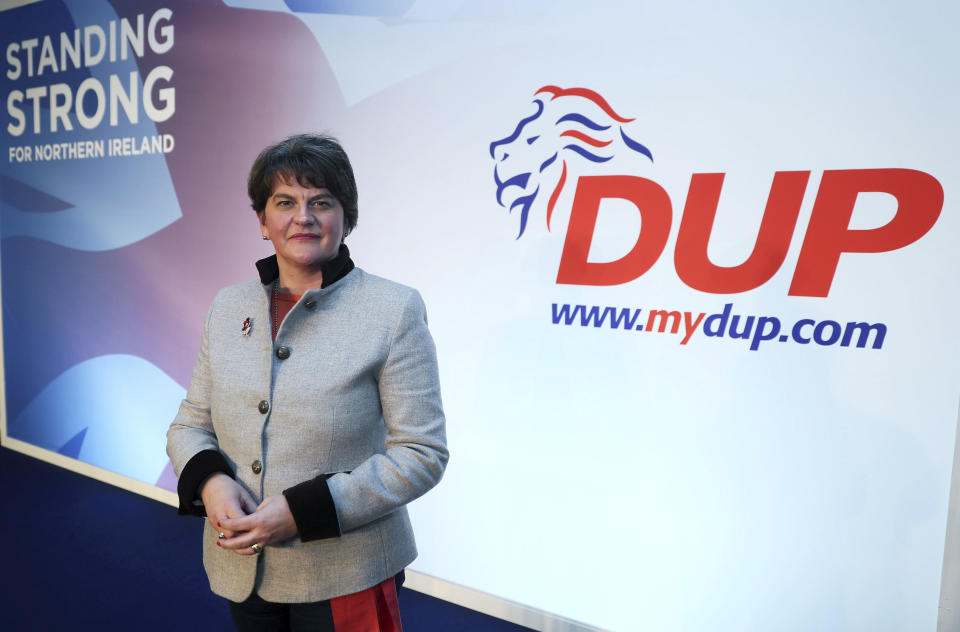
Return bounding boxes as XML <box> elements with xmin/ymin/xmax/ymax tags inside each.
<box><xmin>293</xmin><ymin>200</ymin><xmax>314</xmax><ymax>224</ymax></box>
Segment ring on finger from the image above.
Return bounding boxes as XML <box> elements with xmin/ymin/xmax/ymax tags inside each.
<box><xmin>218</xmin><ymin>532</ymin><xmax>226</xmax><ymax>539</ymax></box>
<box><xmin>251</xmin><ymin>543</ymin><xmax>263</xmax><ymax>554</ymax></box>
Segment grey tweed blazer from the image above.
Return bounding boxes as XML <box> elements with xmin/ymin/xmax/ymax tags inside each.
<box><xmin>166</xmin><ymin>267</ymin><xmax>448</xmax><ymax>602</ymax></box>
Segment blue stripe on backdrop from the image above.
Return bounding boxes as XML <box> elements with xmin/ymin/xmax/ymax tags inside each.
<box><xmin>0</xmin><ymin>448</ymin><xmax>532</xmax><ymax>632</ymax></box>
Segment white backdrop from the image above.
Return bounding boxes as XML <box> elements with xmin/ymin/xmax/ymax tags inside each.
<box><xmin>342</xmin><ymin>3</ymin><xmax>960</xmax><ymax>630</ymax></box>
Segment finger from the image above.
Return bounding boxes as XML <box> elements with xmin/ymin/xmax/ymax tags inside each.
<box><xmin>208</xmin><ymin>502</ymin><xmax>246</xmax><ymax>538</ymax></box>
<box><xmin>223</xmin><ymin>499</ymin><xmax>250</xmax><ymax>520</ymax></box>
<box><xmin>218</xmin><ymin>529</ymin><xmax>263</xmax><ymax>551</ymax></box>
<box><xmin>228</xmin><ymin>544</ymin><xmax>258</xmax><ymax>556</ymax></box>
<box><xmin>208</xmin><ymin>514</ymin><xmax>233</xmax><ymax>536</ymax></box>
<box><xmin>220</xmin><ymin>514</ymin><xmax>256</xmax><ymax>533</ymax></box>
<box><xmin>213</xmin><ymin>519</ymin><xmax>238</xmax><ymax>540</ymax></box>
<box><xmin>217</xmin><ymin>526</ymin><xmax>244</xmax><ymax>541</ymax></box>
<box><xmin>219</xmin><ymin>536</ymin><xmax>265</xmax><ymax>555</ymax></box>
<box><xmin>239</xmin><ymin>492</ymin><xmax>258</xmax><ymax>515</ymax></box>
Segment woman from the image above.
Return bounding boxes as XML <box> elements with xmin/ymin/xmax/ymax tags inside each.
<box><xmin>166</xmin><ymin>134</ymin><xmax>448</xmax><ymax>631</ymax></box>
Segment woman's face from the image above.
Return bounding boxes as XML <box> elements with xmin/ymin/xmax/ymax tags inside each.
<box><xmin>259</xmin><ymin>178</ymin><xmax>345</xmax><ymax>274</ymax></box>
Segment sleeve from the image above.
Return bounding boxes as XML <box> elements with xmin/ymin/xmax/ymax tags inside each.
<box><xmin>285</xmin><ymin>289</ymin><xmax>449</xmax><ymax>538</ymax></box>
<box><xmin>283</xmin><ymin>474</ymin><xmax>340</xmax><ymax>540</ymax></box>
<box><xmin>165</xmin><ymin>301</ymin><xmax>234</xmax><ymax>516</ymax></box>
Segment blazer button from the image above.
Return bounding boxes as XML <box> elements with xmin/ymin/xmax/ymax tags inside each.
<box><xmin>258</xmin><ymin>400</ymin><xmax>269</xmax><ymax>414</ymax></box>
<box><xmin>304</xmin><ymin>300</ymin><xmax>316</xmax><ymax>311</ymax></box>
<box><xmin>251</xmin><ymin>460</ymin><xmax>262</xmax><ymax>475</ymax></box>
<box><xmin>276</xmin><ymin>346</ymin><xmax>291</xmax><ymax>360</ymax></box>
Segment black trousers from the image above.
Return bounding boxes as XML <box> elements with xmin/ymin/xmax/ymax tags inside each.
<box><xmin>229</xmin><ymin>593</ymin><xmax>335</xmax><ymax>632</ymax></box>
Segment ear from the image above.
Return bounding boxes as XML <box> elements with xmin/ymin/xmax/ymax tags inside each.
<box><xmin>257</xmin><ymin>211</ymin><xmax>269</xmax><ymax>239</ymax></box>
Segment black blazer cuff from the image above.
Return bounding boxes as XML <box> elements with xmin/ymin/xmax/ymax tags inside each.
<box><xmin>283</xmin><ymin>475</ymin><xmax>342</xmax><ymax>541</ymax></box>
<box><xmin>176</xmin><ymin>449</ymin><xmax>233</xmax><ymax>516</ymax></box>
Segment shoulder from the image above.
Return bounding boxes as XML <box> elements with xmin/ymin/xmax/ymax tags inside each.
<box><xmin>351</xmin><ymin>269</ymin><xmax>422</xmax><ymax>308</ymax></box>
<box><xmin>347</xmin><ymin>269</ymin><xmax>428</xmax><ymax>331</ymax></box>
<box><xmin>206</xmin><ymin>279</ymin><xmax>264</xmax><ymax>319</ymax></box>
<box><xmin>213</xmin><ymin>279</ymin><xmax>264</xmax><ymax>302</ymax></box>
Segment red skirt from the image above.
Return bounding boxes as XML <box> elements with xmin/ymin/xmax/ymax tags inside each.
<box><xmin>331</xmin><ymin>576</ymin><xmax>403</xmax><ymax>632</ymax></box>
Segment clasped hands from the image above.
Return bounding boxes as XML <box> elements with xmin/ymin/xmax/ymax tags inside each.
<box><xmin>200</xmin><ymin>473</ymin><xmax>298</xmax><ymax>555</ymax></box>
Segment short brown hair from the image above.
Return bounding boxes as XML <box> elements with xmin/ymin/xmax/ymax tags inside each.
<box><xmin>247</xmin><ymin>134</ymin><xmax>358</xmax><ymax>236</ymax></box>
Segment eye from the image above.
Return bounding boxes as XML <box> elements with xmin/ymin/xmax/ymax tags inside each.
<box><xmin>276</xmin><ymin>200</ymin><xmax>292</xmax><ymax>208</ymax></box>
<box><xmin>500</xmin><ymin>152</ymin><xmax>509</xmax><ymax>161</ymax></box>
<box><xmin>526</xmin><ymin>136</ymin><xmax>539</xmax><ymax>145</ymax></box>
<box><xmin>311</xmin><ymin>200</ymin><xmax>332</xmax><ymax>209</ymax></box>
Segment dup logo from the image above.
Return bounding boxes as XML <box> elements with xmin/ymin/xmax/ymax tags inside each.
<box><xmin>490</xmin><ymin>86</ymin><xmax>944</xmax><ymax>298</ymax></box>
<box><xmin>490</xmin><ymin>85</ymin><xmax>654</xmax><ymax>238</ymax></box>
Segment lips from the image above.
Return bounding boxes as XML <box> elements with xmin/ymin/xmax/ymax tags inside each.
<box><xmin>289</xmin><ymin>233</ymin><xmax>322</xmax><ymax>240</ymax></box>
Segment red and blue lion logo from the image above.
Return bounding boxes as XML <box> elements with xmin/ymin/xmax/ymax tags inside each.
<box><xmin>490</xmin><ymin>86</ymin><xmax>653</xmax><ymax>237</ymax></box>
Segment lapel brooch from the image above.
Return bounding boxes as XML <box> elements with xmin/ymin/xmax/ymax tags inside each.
<box><xmin>241</xmin><ymin>317</ymin><xmax>253</xmax><ymax>337</ymax></box>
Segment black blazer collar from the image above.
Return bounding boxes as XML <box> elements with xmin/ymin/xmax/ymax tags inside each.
<box><xmin>255</xmin><ymin>243</ymin><xmax>355</xmax><ymax>288</ymax></box>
